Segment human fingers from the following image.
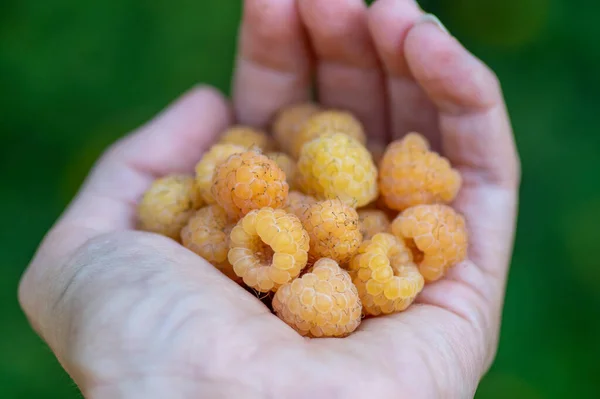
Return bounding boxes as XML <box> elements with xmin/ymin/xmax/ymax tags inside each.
<box><xmin>299</xmin><ymin>0</ymin><xmax>387</xmax><ymax>140</ymax></box>
<box><xmin>405</xmin><ymin>17</ymin><xmax>520</xmax><ymax>290</ymax></box>
<box><xmin>232</xmin><ymin>0</ymin><xmax>312</xmax><ymax>127</ymax></box>
<box><xmin>401</xmin><ymin>16</ymin><xmax>520</xmax><ymax>370</ymax></box>
<box><xmin>368</xmin><ymin>0</ymin><xmax>441</xmax><ymax>148</ymax></box>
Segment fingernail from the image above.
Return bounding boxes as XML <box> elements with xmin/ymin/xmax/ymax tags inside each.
<box><xmin>417</xmin><ymin>13</ymin><xmax>450</xmax><ymax>35</ymax></box>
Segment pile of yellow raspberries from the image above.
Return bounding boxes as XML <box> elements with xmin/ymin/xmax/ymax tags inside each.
<box><xmin>137</xmin><ymin>103</ymin><xmax>468</xmax><ymax>338</ymax></box>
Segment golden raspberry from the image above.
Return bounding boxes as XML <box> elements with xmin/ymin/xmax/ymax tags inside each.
<box><xmin>211</xmin><ymin>150</ymin><xmax>289</xmax><ymax>220</ymax></box>
<box><xmin>181</xmin><ymin>205</ymin><xmax>239</xmax><ymax>282</ymax></box>
<box><xmin>137</xmin><ymin>175</ymin><xmax>203</xmax><ymax>240</ymax></box>
<box><xmin>267</xmin><ymin>152</ymin><xmax>298</xmax><ymax>190</ymax></box>
<box><xmin>228</xmin><ymin>207</ymin><xmax>309</xmax><ymax>292</ymax></box>
<box><xmin>397</xmin><ymin>132</ymin><xmax>430</xmax><ymax>152</ymax></box>
<box><xmin>218</xmin><ymin>125</ymin><xmax>275</xmax><ymax>152</ymax></box>
<box><xmin>283</xmin><ymin>191</ymin><xmax>317</xmax><ymax>220</ymax></box>
<box><xmin>379</xmin><ymin>133</ymin><xmax>462</xmax><ymax>211</ymax></box>
<box><xmin>391</xmin><ymin>204</ymin><xmax>468</xmax><ymax>282</ymax></box>
<box><xmin>349</xmin><ymin>233</ymin><xmax>424</xmax><ymax>316</ymax></box>
<box><xmin>358</xmin><ymin>209</ymin><xmax>391</xmax><ymax>240</ymax></box>
<box><xmin>272</xmin><ymin>103</ymin><xmax>321</xmax><ymax>156</ymax></box>
<box><xmin>297</xmin><ymin>132</ymin><xmax>378</xmax><ymax>207</ymax></box>
<box><xmin>303</xmin><ymin>199</ymin><xmax>362</xmax><ymax>264</ymax></box>
<box><xmin>195</xmin><ymin>143</ymin><xmax>246</xmax><ymax>204</ymax></box>
<box><xmin>292</xmin><ymin>110</ymin><xmax>367</xmax><ymax>158</ymax></box>
<box><xmin>273</xmin><ymin>258</ymin><xmax>362</xmax><ymax>337</ymax></box>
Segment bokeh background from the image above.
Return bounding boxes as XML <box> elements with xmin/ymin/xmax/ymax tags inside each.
<box><xmin>2</xmin><ymin>0</ymin><xmax>599</xmax><ymax>397</ymax></box>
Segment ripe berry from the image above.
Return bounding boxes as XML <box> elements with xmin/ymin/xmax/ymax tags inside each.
<box><xmin>266</xmin><ymin>152</ymin><xmax>298</xmax><ymax>190</ymax></box>
<box><xmin>212</xmin><ymin>149</ymin><xmax>289</xmax><ymax>220</ymax></box>
<box><xmin>358</xmin><ymin>209</ymin><xmax>391</xmax><ymax>240</ymax></box>
<box><xmin>273</xmin><ymin>258</ymin><xmax>362</xmax><ymax>337</ymax></box>
<box><xmin>292</xmin><ymin>110</ymin><xmax>366</xmax><ymax>158</ymax></box>
<box><xmin>297</xmin><ymin>132</ymin><xmax>378</xmax><ymax>208</ymax></box>
<box><xmin>137</xmin><ymin>175</ymin><xmax>203</xmax><ymax>240</ymax></box>
<box><xmin>181</xmin><ymin>205</ymin><xmax>238</xmax><ymax>282</ymax></box>
<box><xmin>218</xmin><ymin>125</ymin><xmax>275</xmax><ymax>152</ymax></box>
<box><xmin>283</xmin><ymin>191</ymin><xmax>317</xmax><ymax>221</ymax></box>
<box><xmin>303</xmin><ymin>199</ymin><xmax>362</xmax><ymax>265</ymax></box>
<box><xmin>228</xmin><ymin>207</ymin><xmax>309</xmax><ymax>292</ymax></box>
<box><xmin>195</xmin><ymin>143</ymin><xmax>246</xmax><ymax>204</ymax></box>
<box><xmin>350</xmin><ymin>233</ymin><xmax>424</xmax><ymax>316</ymax></box>
<box><xmin>379</xmin><ymin>133</ymin><xmax>461</xmax><ymax>211</ymax></box>
<box><xmin>272</xmin><ymin>103</ymin><xmax>321</xmax><ymax>156</ymax></box>
<box><xmin>391</xmin><ymin>204</ymin><xmax>468</xmax><ymax>282</ymax></box>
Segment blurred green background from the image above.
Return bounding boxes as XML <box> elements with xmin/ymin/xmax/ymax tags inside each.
<box><xmin>2</xmin><ymin>0</ymin><xmax>599</xmax><ymax>397</ymax></box>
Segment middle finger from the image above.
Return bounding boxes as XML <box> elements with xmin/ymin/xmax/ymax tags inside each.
<box><xmin>299</xmin><ymin>0</ymin><xmax>388</xmax><ymax>141</ymax></box>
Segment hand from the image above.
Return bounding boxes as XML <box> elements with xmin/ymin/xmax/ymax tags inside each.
<box><xmin>19</xmin><ymin>0</ymin><xmax>520</xmax><ymax>398</ymax></box>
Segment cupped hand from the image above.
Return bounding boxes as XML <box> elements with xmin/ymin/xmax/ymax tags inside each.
<box><xmin>19</xmin><ymin>1</ymin><xmax>520</xmax><ymax>398</ymax></box>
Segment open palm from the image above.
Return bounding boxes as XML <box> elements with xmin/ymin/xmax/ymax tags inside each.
<box><xmin>19</xmin><ymin>1</ymin><xmax>520</xmax><ymax>398</ymax></box>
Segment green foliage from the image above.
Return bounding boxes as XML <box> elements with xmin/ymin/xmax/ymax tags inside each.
<box><xmin>1</xmin><ymin>0</ymin><xmax>598</xmax><ymax>397</ymax></box>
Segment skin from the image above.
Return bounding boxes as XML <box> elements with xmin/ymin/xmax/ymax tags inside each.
<box><xmin>19</xmin><ymin>1</ymin><xmax>520</xmax><ymax>398</ymax></box>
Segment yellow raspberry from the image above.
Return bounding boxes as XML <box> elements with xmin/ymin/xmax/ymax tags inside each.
<box><xmin>228</xmin><ymin>207</ymin><xmax>309</xmax><ymax>292</ymax></box>
<box><xmin>297</xmin><ymin>132</ymin><xmax>378</xmax><ymax>207</ymax></box>
<box><xmin>211</xmin><ymin>150</ymin><xmax>289</xmax><ymax>220</ymax></box>
<box><xmin>303</xmin><ymin>199</ymin><xmax>362</xmax><ymax>264</ymax></box>
<box><xmin>137</xmin><ymin>175</ymin><xmax>203</xmax><ymax>240</ymax></box>
<box><xmin>181</xmin><ymin>205</ymin><xmax>239</xmax><ymax>282</ymax></box>
<box><xmin>283</xmin><ymin>191</ymin><xmax>317</xmax><ymax>220</ymax></box>
<box><xmin>273</xmin><ymin>258</ymin><xmax>362</xmax><ymax>337</ymax></box>
<box><xmin>379</xmin><ymin>133</ymin><xmax>462</xmax><ymax>211</ymax></box>
<box><xmin>267</xmin><ymin>152</ymin><xmax>298</xmax><ymax>190</ymax></box>
<box><xmin>391</xmin><ymin>204</ymin><xmax>468</xmax><ymax>282</ymax></box>
<box><xmin>272</xmin><ymin>103</ymin><xmax>321</xmax><ymax>156</ymax></box>
<box><xmin>349</xmin><ymin>233</ymin><xmax>424</xmax><ymax>316</ymax></box>
<box><xmin>195</xmin><ymin>143</ymin><xmax>246</xmax><ymax>204</ymax></box>
<box><xmin>218</xmin><ymin>125</ymin><xmax>275</xmax><ymax>152</ymax></box>
<box><xmin>292</xmin><ymin>110</ymin><xmax>367</xmax><ymax>158</ymax></box>
<box><xmin>397</xmin><ymin>132</ymin><xmax>430</xmax><ymax>152</ymax></box>
<box><xmin>358</xmin><ymin>209</ymin><xmax>391</xmax><ymax>240</ymax></box>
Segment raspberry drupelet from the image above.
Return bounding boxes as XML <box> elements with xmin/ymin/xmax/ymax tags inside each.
<box><xmin>211</xmin><ymin>149</ymin><xmax>289</xmax><ymax>220</ymax></box>
<box><xmin>297</xmin><ymin>132</ymin><xmax>378</xmax><ymax>208</ymax></box>
<box><xmin>272</xmin><ymin>103</ymin><xmax>321</xmax><ymax>156</ymax></box>
<box><xmin>349</xmin><ymin>233</ymin><xmax>424</xmax><ymax>316</ymax></box>
<box><xmin>266</xmin><ymin>152</ymin><xmax>298</xmax><ymax>190</ymax></box>
<box><xmin>180</xmin><ymin>205</ymin><xmax>238</xmax><ymax>282</ymax></box>
<box><xmin>379</xmin><ymin>133</ymin><xmax>462</xmax><ymax>211</ymax></box>
<box><xmin>283</xmin><ymin>191</ymin><xmax>317</xmax><ymax>220</ymax></box>
<box><xmin>218</xmin><ymin>125</ymin><xmax>275</xmax><ymax>152</ymax></box>
<box><xmin>358</xmin><ymin>209</ymin><xmax>391</xmax><ymax>241</ymax></box>
<box><xmin>228</xmin><ymin>207</ymin><xmax>310</xmax><ymax>292</ymax></box>
<box><xmin>137</xmin><ymin>175</ymin><xmax>203</xmax><ymax>241</ymax></box>
<box><xmin>273</xmin><ymin>258</ymin><xmax>362</xmax><ymax>337</ymax></box>
<box><xmin>292</xmin><ymin>110</ymin><xmax>367</xmax><ymax>158</ymax></box>
<box><xmin>195</xmin><ymin>143</ymin><xmax>246</xmax><ymax>204</ymax></box>
<box><xmin>303</xmin><ymin>199</ymin><xmax>363</xmax><ymax>265</ymax></box>
<box><xmin>391</xmin><ymin>204</ymin><xmax>468</xmax><ymax>283</ymax></box>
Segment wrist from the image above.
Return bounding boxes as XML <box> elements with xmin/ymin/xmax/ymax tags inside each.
<box><xmin>84</xmin><ymin>376</ymin><xmax>201</xmax><ymax>399</ymax></box>
<box><xmin>84</xmin><ymin>375</ymin><xmax>260</xmax><ymax>399</ymax></box>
